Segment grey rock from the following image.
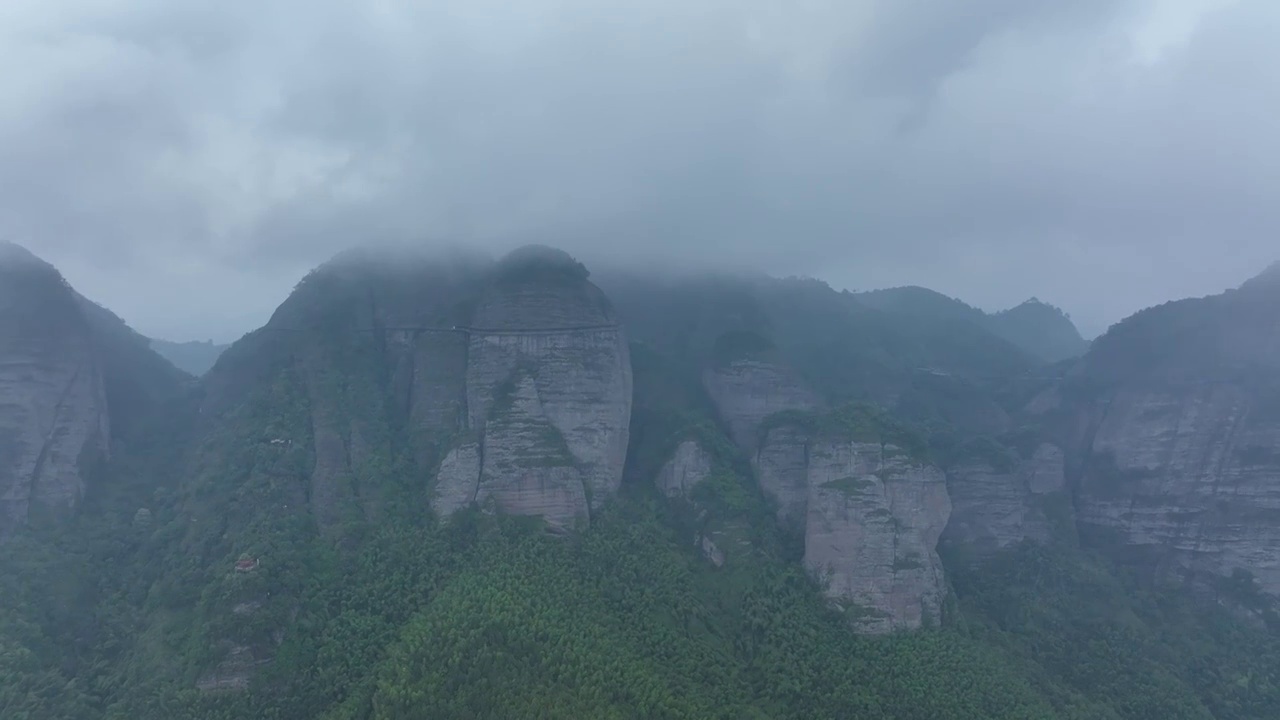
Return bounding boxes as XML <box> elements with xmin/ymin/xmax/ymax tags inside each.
<box><xmin>805</xmin><ymin>440</ymin><xmax>950</xmax><ymax>633</ymax></box>
<box><xmin>943</xmin><ymin>443</ymin><xmax>1068</xmax><ymax>556</ymax></box>
<box><xmin>0</xmin><ymin>249</ymin><xmax>111</xmax><ymax>535</ymax></box>
<box><xmin>1077</xmin><ymin>383</ymin><xmax>1280</xmax><ymax>596</ymax></box>
<box><xmin>431</xmin><ymin>442</ymin><xmax>481</xmax><ymax>516</ymax></box>
<box><xmin>1067</xmin><ymin>269</ymin><xmax>1280</xmax><ymax>599</ymax></box>
<box><xmin>703</xmin><ymin>358</ymin><xmax>820</xmax><ymax>453</ymax></box>
<box><xmin>702</xmin><ymin>355</ymin><xmax>952</xmax><ymax>632</ymax></box>
<box><xmin>458</xmin><ymin>257</ymin><xmax>632</xmax><ymax>523</ymax></box>
<box><xmin>697</xmin><ymin>533</ymin><xmax>726</xmax><ymax>567</ymax></box>
<box><xmin>475</xmin><ymin>372</ymin><xmax>589</xmax><ymax>530</ymax></box>
<box><xmin>754</xmin><ymin>423</ymin><xmax>811</xmax><ymax>525</ymax></box>
<box><xmin>656</xmin><ymin>440</ymin><xmax>713</xmax><ymax>498</ymax></box>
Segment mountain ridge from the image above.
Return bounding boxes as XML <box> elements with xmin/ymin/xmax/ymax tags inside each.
<box><xmin>2</xmin><ymin>243</ymin><xmax>1280</xmax><ymax>719</ymax></box>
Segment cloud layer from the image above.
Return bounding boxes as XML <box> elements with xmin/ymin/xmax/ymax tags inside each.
<box><xmin>2</xmin><ymin>0</ymin><xmax>1274</xmax><ymax>340</ymax></box>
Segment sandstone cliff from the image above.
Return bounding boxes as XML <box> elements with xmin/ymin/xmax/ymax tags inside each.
<box><xmin>942</xmin><ymin>442</ymin><xmax>1069</xmax><ymax>557</ymax></box>
<box><xmin>805</xmin><ymin>437</ymin><xmax>950</xmax><ymax>632</ymax></box>
<box><xmin>1067</xmin><ymin>267</ymin><xmax>1280</xmax><ymax>600</ymax></box>
<box><xmin>703</xmin><ymin>351</ymin><xmax>951</xmax><ymax>631</ymax></box>
<box><xmin>1</xmin><ymin>243</ymin><xmax>186</xmax><ymax>537</ymax></box>
<box><xmin>0</xmin><ymin>245</ymin><xmax>110</xmax><ymax>534</ymax></box>
<box><xmin>204</xmin><ymin>245</ymin><xmax>631</xmax><ymax>532</ymax></box>
<box><xmin>457</xmin><ymin>246</ymin><xmax>633</xmax><ymax>525</ymax></box>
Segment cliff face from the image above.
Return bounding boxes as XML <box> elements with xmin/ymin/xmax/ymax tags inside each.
<box><xmin>702</xmin><ymin>357</ymin><xmax>820</xmax><ymax>452</ymax></box>
<box><xmin>1068</xmin><ymin>270</ymin><xmax>1280</xmax><ymax>598</ymax></box>
<box><xmin>208</xmin><ymin>246</ymin><xmax>631</xmax><ymax>533</ymax></box>
<box><xmin>704</xmin><ymin>355</ymin><xmax>951</xmax><ymax>632</ymax></box>
<box><xmin>0</xmin><ymin>245</ymin><xmax>110</xmax><ymax>534</ymax></box>
<box><xmin>415</xmin><ymin>248</ymin><xmax>633</xmax><ymax>528</ymax></box>
<box><xmin>805</xmin><ymin>438</ymin><xmax>950</xmax><ymax>632</ymax></box>
<box><xmin>943</xmin><ymin>443</ymin><xmax>1069</xmax><ymax>556</ymax></box>
<box><xmin>460</xmin><ymin>255</ymin><xmax>633</xmax><ymax>524</ymax></box>
<box><xmin>0</xmin><ymin>243</ymin><xmax>186</xmax><ymax>536</ymax></box>
<box><xmin>703</xmin><ymin>350</ymin><xmax>821</xmax><ymax>526</ymax></box>
<box><xmin>1075</xmin><ymin>383</ymin><xmax>1280</xmax><ymax>595</ymax></box>
<box><xmin>656</xmin><ymin>440</ymin><xmax>713</xmax><ymax>498</ymax></box>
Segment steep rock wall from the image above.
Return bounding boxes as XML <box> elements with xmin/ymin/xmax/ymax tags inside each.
<box><xmin>1076</xmin><ymin>383</ymin><xmax>1280</xmax><ymax>595</ymax></box>
<box><xmin>702</xmin><ymin>358</ymin><xmax>820</xmax><ymax>452</ymax></box>
<box><xmin>805</xmin><ymin>439</ymin><xmax>950</xmax><ymax>633</ymax></box>
<box><xmin>943</xmin><ymin>443</ymin><xmax>1068</xmax><ymax>556</ymax></box>
<box><xmin>1065</xmin><ymin>271</ymin><xmax>1280</xmax><ymax>599</ymax></box>
<box><xmin>0</xmin><ymin>246</ymin><xmax>111</xmax><ymax>534</ymax></box>
<box><xmin>703</xmin><ymin>356</ymin><xmax>951</xmax><ymax>632</ymax></box>
<box><xmin>430</xmin><ymin>247</ymin><xmax>633</xmax><ymax>524</ymax></box>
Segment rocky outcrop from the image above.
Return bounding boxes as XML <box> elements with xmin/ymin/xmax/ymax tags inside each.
<box><xmin>805</xmin><ymin>439</ymin><xmax>950</xmax><ymax>633</ymax></box>
<box><xmin>1076</xmin><ymin>383</ymin><xmax>1280</xmax><ymax>595</ymax></box>
<box><xmin>226</xmin><ymin>246</ymin><xmax>631</xmax><ymax>531</ymax></box>
<box><xmin>703</xmin><ymin>355</ymin><xmax>951</xmax><ymax>632</ymax></box>
<box><xmin>704</xmin><ymin>355</ymin><xmax>819</xmax><ymax>525</ymax></box>
<box><xmin>1068</xmin><ymin>267</ymin><xmax>1280</xmax><ymax>599</ymax></box>
<box><xmin>0</xmin><ymin>244</ymin><xmax>111</xmax><ymax>535</ymax></box>
<box><xmin>703</xmin><ymin>358</ymin><xmax>819</xmax><ymax>452</ymax></box>
<box><xmin>475</xmin><ymin>372</ymin><xmax>589</xmax><ymax>529</ymax></box>
<box><xmin>656</xmin><ymin>440</ymin><xmax>713</xmax><ymax>498</ymax></box>
<box><xmin>431</xmin><ymin>246</ymin><xmax>633</xmax><ymax>525</ymax></box>
<box><xmin>431</xmin><ymin>441</ymin><xmax>482</xmax><ymax>516</ymax></box>
<box><xmin>943</xmin><ymin>443</ymin><xmax>1069</xmax><ymax>556</ymax></box>
<box><xmin>755</xmin><ymin>423</ymin><xmax>812</xmax><ymax>525</ymax></box>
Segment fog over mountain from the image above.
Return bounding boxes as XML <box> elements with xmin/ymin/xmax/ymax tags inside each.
<box><xmin>3</xmin><ymin>0</ymin><xmax>1278</xmax><ymax>342</ymax></box>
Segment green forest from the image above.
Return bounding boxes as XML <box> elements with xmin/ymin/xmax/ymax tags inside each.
<box><xmin>5</xmin><ymin>487</ymin><xmax>1280</xmax><ymax>719</ymax></box>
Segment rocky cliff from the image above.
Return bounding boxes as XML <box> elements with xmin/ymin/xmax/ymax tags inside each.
<box><xmin>200</xmin><ymin>245</ymin><xmax>631</xmax><ymax>533</ymax></box>
<box><xmin>942</xmin><ymin>442</ymin><xmax>1069</xmax><ymax>557</ymax></box>
<box><xmin>703</xmin><ymin>350</ymin><xmax>951</xmax><ymax>631</ymax></box>
<box><xmin>1068</xmin><ymin>267</ymin><xmax>1280</xmax><ymax>600</ymax></box>
<box><xmin>456</xmin><ymin>247</ymin><xmax>633</xmax><ymax>527</ymax></box>
<box><xmin>0</xmin><ymin>244</ymin><xmax>111</xmax><ymax>534</ymax></box>
<box><xmin>804</xmin><ymin>437</ymin><xmax>950</xmax><ymax>632</ymax></box>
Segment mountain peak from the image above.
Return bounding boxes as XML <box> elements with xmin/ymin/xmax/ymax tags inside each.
<box><xmin>495</xmin><ymin>244</ymin><xmax>589</xmax><ymax>284</ymax></box>
<box><xmin>1241</xmin><ymin>260</ymin><xmax>1280</xmax><ymax>290</ymax></box>
<box><xmin>0</xmin><ymin>241</ymin><xmax>58</xmax><ymax>275</ymax></box>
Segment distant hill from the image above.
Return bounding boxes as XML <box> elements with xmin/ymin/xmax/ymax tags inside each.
<box><xmin>149</xmin><ymin>338</ymin><xmax>229</xmax><ymax>376</ymax></box>
<box><xmin>854</xmin><ymin>286</ymin><xmax>1089</xmax><ymax>362</ymax></box>
<box><xmin>986</xmin><ymin>298</ymin><xmax>1090</xmax><ymax>363</ymax></box>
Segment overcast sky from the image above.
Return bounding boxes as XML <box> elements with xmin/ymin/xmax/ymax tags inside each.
<box><xmin>2</xmin><ymin>0</ymin><xmax>1276</xmax><ymax>342</ymax></box>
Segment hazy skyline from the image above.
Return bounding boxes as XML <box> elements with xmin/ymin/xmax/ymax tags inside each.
<box><xmin>3</xmin><ymin>0</ymin><xmax>1276</xmax><ymax>343</ymax></box>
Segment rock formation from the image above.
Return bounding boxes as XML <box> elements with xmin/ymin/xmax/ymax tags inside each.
<box><xmin>1068</xmin><ymin>267</ymin><xmax>1280</xmax><ymax>598</ymax></box>
<box><xmin>656</xmin><ymin>440</ymin><xmax>713</xmax><ymax>498</ymax></box>
<box><xmin>432</xmin><ymin>246</ymin><xmax>634</xmax><ymax>528</ymax></box>
<box><xmin>942</xmin><ymin>443</ymin><xmax>1069</xmax><ymax>556</ymax></box>
<box><xmin>805</xmin><ymin>438</ymin><xmax>950</xmax><ymax>633</ymax></box>
<box><xmin>0</xmin><ymin>244</ymin><xmax>111</xmax><ymax>534</ymax></box>
<box><xmin>704</xmin><ymin>353</ymin><xmax>952</xmax><ymax>632</ymax></box>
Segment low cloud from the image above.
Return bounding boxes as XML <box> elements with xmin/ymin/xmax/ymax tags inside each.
<box><xmin>2</xmin><ymin>0</ymin><xmax>1274</xmax><ymax>341</ymax></box>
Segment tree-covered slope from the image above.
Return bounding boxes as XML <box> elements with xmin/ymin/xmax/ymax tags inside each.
<box><xmin>855</xmin><ymin>285</ymin><xmax>1089</xmax><ymax>363</ymax></box>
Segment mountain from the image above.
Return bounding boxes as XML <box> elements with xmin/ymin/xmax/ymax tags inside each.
<box><xmin>854</xmin><ymin>285</ymin><xmax>1089</xmax><ymax>362</ymax></box>
<box><xmin>0</xmin><ymin>242</ymin><xmax>187</xmax><ymax>536</ymax></box>
<box><xmin>150</xmin><ymin>339</ymin><xmax>230</xmax><ymax>376</ymax></box>
<box><xmin>2</xmin><ymin>245</ymin><xmax>1280</xmax><ymax>720</ymax></box>
<box><xmin>988</xmin><ymin>298</ymin><xmax>1090</xmax><ymax>363</ymax></box>
<box><xmin>1063</xmin><ymin>263</ymin><xmax>1280</xmax><ymax>608</ymax></box>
